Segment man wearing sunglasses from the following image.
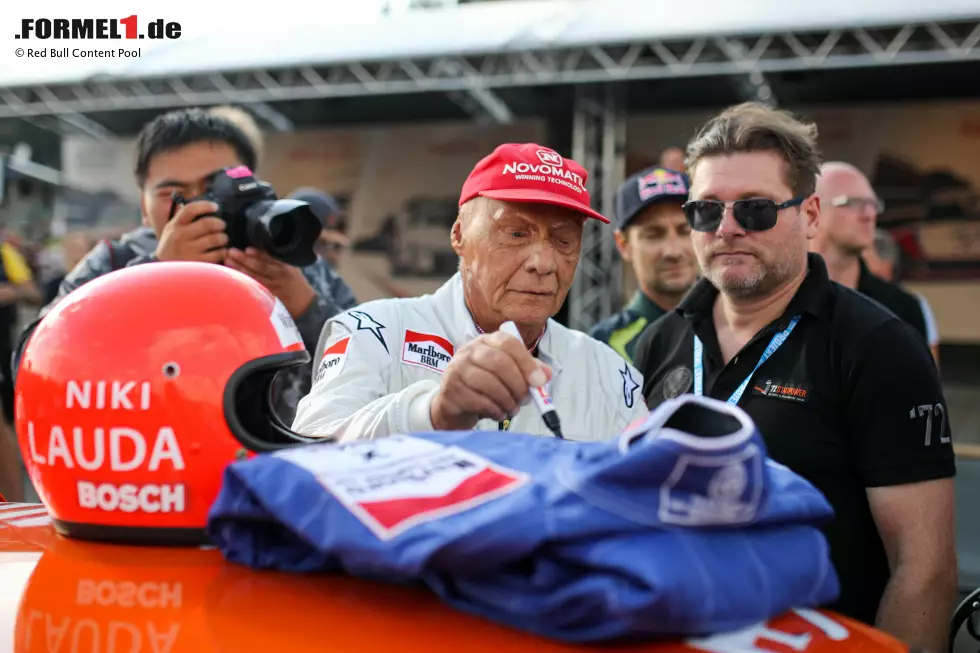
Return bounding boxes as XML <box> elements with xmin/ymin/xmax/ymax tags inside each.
<box><xmin>631</xmin><ymin>103</ymin><xmax>956</xmax><ymax>653</ymax></box>
<box><xmin>810</xmin><ymin>162</ymin><xmax>933</xmax><ymax>359</ymax></box>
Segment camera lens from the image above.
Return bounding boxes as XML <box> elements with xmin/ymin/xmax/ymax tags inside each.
<box><xmin>244</xmin><ymin>199</ymin><xmax>322</xmax><ymax>267</ymax></box>
<box><xmin>268</xmin><ymin>214</ymin><xmax>298</xmax><ymax>250</ymax></box>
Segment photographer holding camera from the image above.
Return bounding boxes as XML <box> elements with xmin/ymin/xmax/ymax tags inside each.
<box><xmin>13</xmin><ymin>108</ymin><xmax>356</xmax><ymax>424</ymax></box>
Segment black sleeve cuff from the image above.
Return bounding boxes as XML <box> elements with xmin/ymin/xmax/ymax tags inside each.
<box><xmin>862</xmin><ymin>456</ymin><xmax>956</xmax><ymax>488</ymax></box>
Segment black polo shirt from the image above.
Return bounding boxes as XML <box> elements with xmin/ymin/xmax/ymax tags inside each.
<box><xmin>632</xmin><ymin>253</ymin><xmax>955</xmax><ymax>626</ymax></box>
<box><xmin>855</xmin><ymin>258</ymin><xmax>929</xmax><ymax>342</ymax></box>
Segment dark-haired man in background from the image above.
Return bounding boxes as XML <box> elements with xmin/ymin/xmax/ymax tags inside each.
<box><xmin>14</xmin><ymin>108</ymin><xmax>355</xmax><ymax>424</ymax></box>
<box><xmin>589</xmin><ymin>166</ymin><xmax>696</xmax><ymax>363</ymax></box>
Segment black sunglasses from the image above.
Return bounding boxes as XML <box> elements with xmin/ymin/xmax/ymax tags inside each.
<box><xmin>682</xmin><ymin>197</ymin><xmax>807</xmax><ymax>233</ymax></box>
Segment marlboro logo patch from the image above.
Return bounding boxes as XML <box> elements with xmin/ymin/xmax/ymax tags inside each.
<box><xmin>401</xmin><ymin>330</ymin><xmax>454</xmax><ymax>373</ymax></box>
<box><xmin>315</xmin><ymin>337</ymin><xmax>351</xmax><ymax>385</ymax></box>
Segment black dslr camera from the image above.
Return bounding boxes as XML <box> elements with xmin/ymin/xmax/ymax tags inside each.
<box><xmin>169</xmin><ymin>166</ymin><xmax>322</xmax><ymax>267</ymax></box>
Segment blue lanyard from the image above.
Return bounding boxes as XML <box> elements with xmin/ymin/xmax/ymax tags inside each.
<box><xmin>693</xmin><ymin>316</ymin><xmax>801</xmax><ymax>405</ymax></box>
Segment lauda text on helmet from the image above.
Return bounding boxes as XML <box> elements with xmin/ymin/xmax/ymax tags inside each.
<box><xmin>25</xmin><ymin>423</ymin><xmax>184</xmax><ymax>472</ymax></box>
<box><xmin>23</xmin><ymin>378</ymin><xmax>188</xmax><ymax>514</ymax></box>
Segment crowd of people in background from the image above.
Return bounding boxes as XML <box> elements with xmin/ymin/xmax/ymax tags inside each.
<box><xmin>0</xmin><ymin>103</ymin><xmax>943</xmax><ymax>494</ymax></box>
<box><xmin>0</xmin><ymin>100</ymin><xmax>961</xmax><ymax>653</ymax></box>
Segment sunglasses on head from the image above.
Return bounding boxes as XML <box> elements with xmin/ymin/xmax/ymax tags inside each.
<box><xmin>682</xmin><ymin>197</ymin><xmax>807</xmax><ymax>233</ymax></box>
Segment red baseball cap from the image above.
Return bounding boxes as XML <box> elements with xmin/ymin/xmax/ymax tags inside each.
<box><xmin>458</xmin><ymin>143</ymin><xmax>610</xmax><ymax>223</ymax></box>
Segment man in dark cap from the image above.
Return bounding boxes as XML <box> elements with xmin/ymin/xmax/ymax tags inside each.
<box><xmin>589</xmin><ymin>166</ymin><xmax>697</xmax><ymax>362</ymax></box>
<box><xmin>289</xmin><ymin>187</ymin><xmax>352</xmax><ymax>273</ymax></box>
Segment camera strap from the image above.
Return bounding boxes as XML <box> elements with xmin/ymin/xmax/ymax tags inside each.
<box><xmin>104</xmin><ymin>239</ymin><xmax>137</xmax><ymax>271</ymax></box>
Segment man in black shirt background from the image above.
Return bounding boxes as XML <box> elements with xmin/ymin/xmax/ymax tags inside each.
<box><xmin>864</xmin><ymin>227</ymin><xmax>942</xmax><ymax>366</ymax></box>
<box><xmin>811</xmin><ymin>162</ymin><xmax>935</xmax><ymax>360</ymax></box>
<box><xmin>632</xmin><ymin>102</ymin><xmax>957</xmax><ymax>653</ymax></box>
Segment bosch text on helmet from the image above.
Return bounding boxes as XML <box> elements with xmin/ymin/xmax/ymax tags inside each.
<box><xmin>24</xmin><ymin>380</ymin><xmax>187</xmax><ymax>514</ymax></box>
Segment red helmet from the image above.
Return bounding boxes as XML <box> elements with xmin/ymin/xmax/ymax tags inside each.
<box><xmin>15</xmin><ymin>261</ymin><xmax>318</xmax><ymax>544</ymax></box>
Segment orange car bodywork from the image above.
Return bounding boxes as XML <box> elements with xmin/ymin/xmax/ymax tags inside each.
<box><xmin>0</xmin><ymin>502</ymin><xmax>909</xmax><ymax>653</ymax></box>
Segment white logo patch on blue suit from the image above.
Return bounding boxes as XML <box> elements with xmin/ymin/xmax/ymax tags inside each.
<box><xmin>658</xmin><ymin>444</ymin><xmax>764</xmax><ymax>527</ymax></box>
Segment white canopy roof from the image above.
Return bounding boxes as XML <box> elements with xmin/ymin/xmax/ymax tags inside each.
<box><xmin>1</xmin><ymin>0</ymin><xmax>977</xmax><ymax>88</ymax></box>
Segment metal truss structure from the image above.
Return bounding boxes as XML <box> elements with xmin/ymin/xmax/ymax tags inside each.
<box><xmin>567</xmin><ymin>84</ymin><xmax>626</xmax><ymax>333</ymax></box>
<box><xmin>1</xmin><ymin>18</ymin><xmax>979</xmax><ymax>121</ymax></box>
<box><xmin>1</xmin><ymin>16</ymin><xmax>978</xmax><ymax>323</ymax></box>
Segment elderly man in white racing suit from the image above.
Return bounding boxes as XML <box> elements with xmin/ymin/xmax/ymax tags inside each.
<box><xmin>292</xmin><ymin>143</ymin><xmax>649</xmax><ymax>442</ymax></box>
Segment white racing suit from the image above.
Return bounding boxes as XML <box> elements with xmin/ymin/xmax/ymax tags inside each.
<box><xmin>292</xmin><ymin>273</ymin><xmax>649</xmax><ymax>442</ymax></box>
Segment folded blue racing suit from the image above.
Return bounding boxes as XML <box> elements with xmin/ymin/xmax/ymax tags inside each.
<box><xmin>207</xmin><ymin>395</ymin><xmax>839</xmax><ymax>642</ymax></box>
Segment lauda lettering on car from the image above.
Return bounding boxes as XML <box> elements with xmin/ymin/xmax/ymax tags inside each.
<box><xmin>25</xmin><ymin>380</ymin><xmax>187</xmax><ymax>514</ymax></box>
<box><xmin>19</xmin><ymin>609</ymin><xmax>181</xmax><ymax>653</ymax></box>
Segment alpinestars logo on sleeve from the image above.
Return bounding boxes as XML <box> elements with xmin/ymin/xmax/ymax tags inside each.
<box><xmin>348</xmin><ymin>310</ymin><xmax>388</xmax><ymax>353</ymax></box>
<box><xmin>621</xmin><ymin>362</ymin><xmax>640</xmax><ymax>409</ymax></box>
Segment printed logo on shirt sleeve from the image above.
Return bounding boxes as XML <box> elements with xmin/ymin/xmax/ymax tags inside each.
<box><xmin>908</xmin><ymin>402</ymin><xmax>951</xmax><ymax>447</ymax></box>
<box><xmin>315</xmin><ymin>337</ymin><xmax>351</xmax><ymax>385</ymax></box>
<box><xmin>620</xmin><ymin>362</ymin><xmax>640</xmax><ymax>409</ymax></box>
<box><xmin>348</xmin><ymin>310</ymin><xmax>388</xmax><ymax>353</ymax></box>
<box><xmin>401</xmin><ymin>330</ymin><xmax>454</xmax><ymax>373</ymax></box>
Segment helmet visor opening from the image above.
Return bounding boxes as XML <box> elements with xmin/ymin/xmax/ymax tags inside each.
<box><xmin>224</xmin><ymin>351</ymin><xmax>325</xmax><ymax>453</ymax></box>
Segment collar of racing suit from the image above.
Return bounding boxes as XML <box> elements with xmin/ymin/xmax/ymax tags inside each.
<box><xmin>471</xmin><ymin>317</ymin><xmax>545</xmax><ymax>356</ymax></box>
<box><xmin>440</xmin><ymin>273</ymin><xmax>563</xmax><ymax>379</ymax></box>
